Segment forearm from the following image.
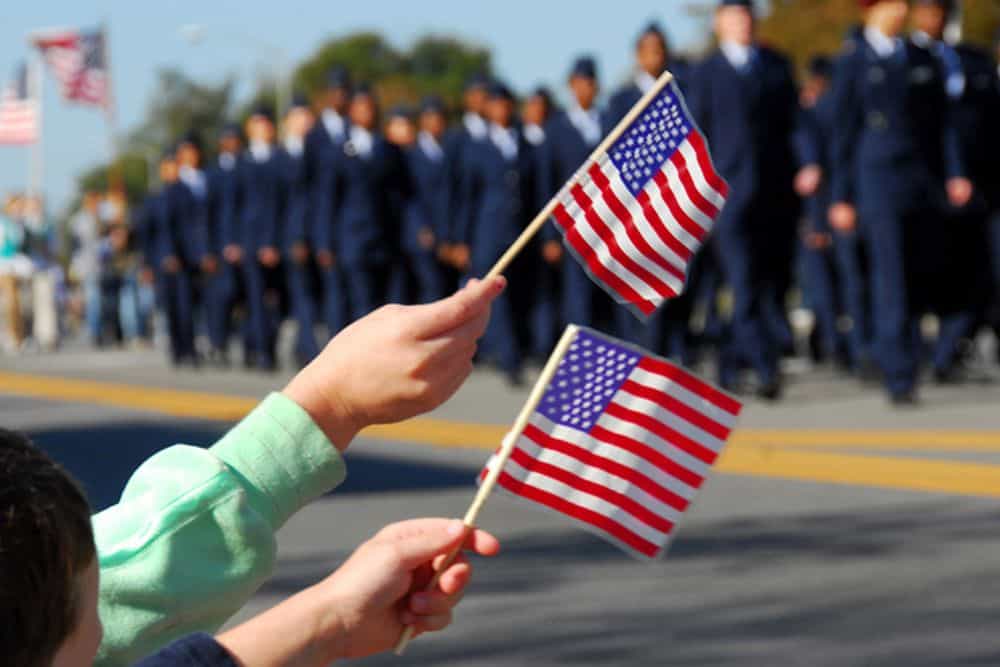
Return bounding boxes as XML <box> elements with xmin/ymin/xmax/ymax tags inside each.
<box><xmin>216</xmin><ymin>587</ymin><xmax>345</xmax><ymax>667</ymax></box>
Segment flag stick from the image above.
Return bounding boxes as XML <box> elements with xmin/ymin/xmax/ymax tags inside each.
<box><xmin>484</xmin><ymin>70</ymin><xmax>675</xmax><ymax>281</ymax></box>
<box><xmin>394</xmin><ymin>324</ymin><xmax>580</xmax><ymax>655</ymax></box>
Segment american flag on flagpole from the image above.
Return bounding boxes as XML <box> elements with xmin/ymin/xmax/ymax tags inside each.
<box><xmin>0</xmin><ymin>63</ymin><xmax>38</xmax><ymax>145</ymax></box>
<box><xmin>481</xmin><ymin>327</ymin><xmax>742</xmax><ymax>560</ymax></box>
<box><xmin>32</xmin><ymin>27</ymin><xmax>111</xmax><ymax>108</ymax></box>
<box><xmin>552</xmin><ymin>77</ymin><xmax>728</xmax><ymax>318</ymax></box>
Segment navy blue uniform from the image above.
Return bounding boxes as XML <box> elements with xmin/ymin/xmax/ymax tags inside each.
<box><xmin>306</xmin><ymin>118</ymin><xmax>348</xmax><ymax>334</ymax></box>
<box><xmin>457</xmin><ymin>126</ymin><xmax>540</xmax><ymax>375</ymax></box>
<box><xmin>314</xmin><ymin>130</ymin><xmax>409</xmax><ymax>320</ymax></box>
<box><xmin>544</xmin><ymin>109</ymin><xmax>600</xmax><ymax>332</ymax></box>
<box><xmin>280</xmin><ymin>142</ymin><xmax>321</xmax><ymax>364</ymax></box>
<box><xmin>205</xmin><ymin>155</ymin><xmax>244</xmax><ymax>356</ymax></box>
<box><xmin>236</xmin><ymin>146</ymin><xmax>286</xmax><ymax>370</ymax></box>
<box><xmin>145</xmin><ymin>184</ymin><xmax>196</xmax><ymax>364</ymax></box>
<box><xmin>404</xmin><ymin>135</ymin><xmax>450</xmax><ymax>303</ymax></box>
<box><xmin>689</xmin><ymin>46</ymin><xmax>801</xmax><ymax>389</ymax></box>
<box><xmin>829</xmin><ymin>32</ymin><xmax>964</xmax><ymax>396</ymax></box>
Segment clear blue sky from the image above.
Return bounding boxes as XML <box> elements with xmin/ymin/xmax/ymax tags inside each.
<box><xmin>0</xmin><ymin>0</ymin><xmax>710</xmax><ymax>213</ymax></box>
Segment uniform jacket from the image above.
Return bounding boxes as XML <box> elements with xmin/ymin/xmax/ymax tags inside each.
<box><xmin>404</xmin><ymin>137</ymin><xmax>452</xmax><ymax>254</ymax></box>
<box><xmin>206</xmin><ymin>157</ymin><xmax>242</xmax><ymax>255</ymax></box>
<box><xmin>238</xmin><ymin>148</ymin><xmax>286</xmax><ymax>254</ymax></box>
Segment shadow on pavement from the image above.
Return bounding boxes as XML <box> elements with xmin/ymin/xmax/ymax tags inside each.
<box><xmin>25</xmin><ymin>420</ymin><xmax>479</xmax><ymax>512</ymax></box>
<box><xmin>255</xmin><ymin>501</ymin><xmax>1000</xmax><ymax>666</ymax></box>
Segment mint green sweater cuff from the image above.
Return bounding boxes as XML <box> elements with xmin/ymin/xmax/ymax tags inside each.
<box><xmin>211</xmin><ymin>392</ymin><xmax>346</xmax><ymax>531</ymax></box>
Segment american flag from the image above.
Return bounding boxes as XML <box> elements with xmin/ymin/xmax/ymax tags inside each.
<box><xmin>0</xmin><ymin>64</ymin><xmax>37</xmax><ymax>145</ymax></box>
<box><xmin>482</xmin><ymin>327</ymin><xmax>742</xmax><ymax>560</ymax></box>
<box><xmin>552</xmin><ymin>77</ymin><xmax>727</xmax><ymax>318</ymax></box>
<box><xmin>33</xmin><ymin>27</ymin><xmax>111</xmax><ymax>107</ymax></box>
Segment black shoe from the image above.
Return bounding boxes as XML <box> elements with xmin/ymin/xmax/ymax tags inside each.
<box><xmin>505</xmin><ymin>370</ymin><xmax>525</xmax><ymax>388</ymax></box>
<box><xmin>857</xmin><ymin>358</ymin><xmax>881</xmax><ymax>385</ymax></box>
<box><xmin>756</xmin><ymin>378</ymin><xmax>783</xmax><ymax>402</ymax></box>
<box><xmin>889</xmin><ymin>390</ymin><xmax>918</xmax><ymax>407</ymax></box>
<box><xmin>207</xmin><ymin>349</ymin><xmax>231</xmax><ymax>369</ymax></box>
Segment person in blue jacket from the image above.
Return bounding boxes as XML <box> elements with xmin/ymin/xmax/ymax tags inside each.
<box><xmin>910</xmin><ymin>0</ymin><xmax>999</xmax><ymax>381</ymax></box>
<box><xmin>204</xmin><ymin>124</ymin><xmax>245</xmax><ymax>367</ymax></box>
<box><xmin>314</xmin><ymin>84</ymin><xmax>410</xmax><ymax>321</ymax></box>
<box><xmin>442</xmin><ymin>73</ymin><xmax>491</xmax><ymax>279</ymax></box>
<box><xmin>237</xmin><ymin>104</ymin><xmax>286</xmax><ymax>372</ymax></box>
<box><xmin>280</xmin><ymin>94</ymin><xmax>321</xmax><ymax>367</ymax></box>
<box><xmin>543</xmin><ymin>57</ymin><xmax>604</xmax><ymax>336</ymax></box>
<box><xmin>403</xmin><ymin>96</ymin><xmax>451</xmax><ymax>305</ymax></box>
<box><xmin>828</xmin><ymin>0</ymin><xmax>973</xmax><ymax>404</ymax></box>
<box><xmin>307</xmin><ymin>66</ymin><xmax>352</xmax><ymax>337</ymax></box>
<box><xmin>145</xmin><ymin>148</ymin><xmax>197</xmax><ymax>367</ymax></box>
<box><xmin>173</xmin><ymin>132</ymin><xmax>216</xmax><ymax>362</ymax></box>
<box><xmin>521</xmin><ymin>85</ymin><xmax>559</xmax><ymax>358</ymax></box>
<box><xmin>687</xmin><ymin>0</ymin><xmax>805</xmax><ymax>399</ymax></box>
<box><xmin>456</xmin><ymin>82</ymin><xmax>540</xmax><ymax>385</ymax></box>
<box><xmin>794</xmin><ymin>56</ymin><xmax>856</xmax><ymax>369</ymax></box>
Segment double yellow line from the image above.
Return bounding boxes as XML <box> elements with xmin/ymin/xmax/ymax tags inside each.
<box><xmin>4</xmin><ymin>370</ymin><xmax>1000</xmax><ymax>498</ymax></box>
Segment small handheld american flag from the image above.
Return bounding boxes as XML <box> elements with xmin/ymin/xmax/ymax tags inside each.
<box><xmin>481</xmin><ymin>326</ymin><xmax>742</xmax><ymax>560</ymax></box>
<box><xmin>550</xmin><ymin>73</ymin><xmax>727</xmax><ymax>318</ymax></box>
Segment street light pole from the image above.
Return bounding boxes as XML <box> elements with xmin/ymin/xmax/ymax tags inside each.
<box><xmin>178</xmin><ymin>24</ymin><xmax>291</xmax><ymax>118</ymax></box>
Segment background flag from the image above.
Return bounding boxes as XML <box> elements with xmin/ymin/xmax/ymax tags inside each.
<box><xmin>0</xmin><ymin>63</ymin><xmax>38</xmax><ymax>145</ymax></box>
<box><xmin>33</xmin><ymin>27</ymin><xmax>110</xmax><ymax>108</ymax></box>
<box><xmin>551</xmin><ymin>78</ymin><xmax>727</xmax><ymax>318</ymax></box>
<box><xmin>481</xmin><ymin>327</ymin><xmax>742</xmax><ymax>560</ymax></box>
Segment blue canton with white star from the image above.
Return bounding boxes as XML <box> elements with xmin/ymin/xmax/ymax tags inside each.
<box><xmin>537</xmin><ymin>329</ymin><xmax>642</xmax><ymax>433</ymax></box>
<box><xmin>607</xmin><ymin>83</ymin><xmax>692</xmax><ymax>197</ymax></box>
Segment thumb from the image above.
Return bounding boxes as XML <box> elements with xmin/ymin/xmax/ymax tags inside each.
<box><xmin>409</xmin><ymin>277</ymin><xmax>506</xmax><ymax>340</ymax></box>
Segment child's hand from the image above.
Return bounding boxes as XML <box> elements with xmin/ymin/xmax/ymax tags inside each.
<box><xmin>283</xmin><ymin>277</ymin><xmax>505</xmax><ymax>450</ymax></box>
<box><xmin>316</xmin><ymin>519</ymin><xmax>501</xmax><ymax>659</ymax></box>
<box><xmin>214</xmin><ymin>519</ymin><xmax>500</xmax><ymax>666</ymax></box>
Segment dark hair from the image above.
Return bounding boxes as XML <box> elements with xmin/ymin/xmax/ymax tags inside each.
<box><xmin>0</xmin><ymin>428</ymin><xmax>96</xmax><ymax>667</ymax></box>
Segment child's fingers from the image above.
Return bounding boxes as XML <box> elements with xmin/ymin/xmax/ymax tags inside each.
<box><xmin>409</xmin><ymin>587</ymin><xmax>465</xmax><ymax>615</ymax></box>
<box><xmin>401</xmin><ymin>610</ymin><xmax>454</xmax><ymax>633</ymax></box>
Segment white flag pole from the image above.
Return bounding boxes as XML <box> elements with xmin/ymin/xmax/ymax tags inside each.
<box><xmin>393</xmin><ymin>324</ymin><xmax>580</xmax><ymax>656</ymax></box>
<box><xmin>483</xmin><ymin>70</ymin><xmax>675</xmax><ymax>281</ymax></box>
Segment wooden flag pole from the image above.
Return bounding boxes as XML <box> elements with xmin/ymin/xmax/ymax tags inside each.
<box><xmin>394</xmin><ymin>324</ymin><xmax>580</xmax><ymax>655</ymax></box>
<box><xmin>484</xmin><ymin>70</ymin><xmax>675</xmax><ymax>281</ymax></box>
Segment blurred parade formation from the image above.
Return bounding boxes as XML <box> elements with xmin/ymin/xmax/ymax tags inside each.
<box><xmin>1</xmin><ymin>0</ymin><xmax>999</xmax><ymax>406</ymax></box>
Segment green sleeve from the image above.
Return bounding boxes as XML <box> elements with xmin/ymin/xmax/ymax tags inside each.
<box><xmin>93</xmin><ymin>392</ymin><xmax>346</xmax><ymax>667</ymax></box>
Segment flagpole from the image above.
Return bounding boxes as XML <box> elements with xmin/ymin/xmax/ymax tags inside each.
<box><xmin>101</xmin><ymin>20</ymin><xmax>120</xmax><ymax>189</ymax></box>
<box><xmin>394</xmin><ymin>324</ymin><xmax>580</xmax><ymax>656</ymax></box>
<box><xmin>27</xmin><ymin>53</ymin><xmax>44</xmax><ymax>216</ymax></box>
<box><xmin>483</xmin><ymin>70</ymin><xmax>675</xmax><ymax>281</ymax></box>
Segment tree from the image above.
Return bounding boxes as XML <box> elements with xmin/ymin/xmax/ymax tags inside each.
<box><xmin>294</xmin><ymin>33</ymin><xmax>491</xmax><ymax>112</ymax></box>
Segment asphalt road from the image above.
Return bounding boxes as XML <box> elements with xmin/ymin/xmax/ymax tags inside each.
<box><xmin>5</xmin><ymin>342</ymin><xmax>1000</xmax><ymax>665</ymax></box>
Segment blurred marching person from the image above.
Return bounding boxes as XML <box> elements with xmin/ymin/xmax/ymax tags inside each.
<box><xmin>688</xmin><ymin>0</ymin><xmax>803</xmax><ymax>399</ymax></box>
<box><xmin>70</xmin><ymin>190</ymin><xmax>106</xmax><ymax>347</ymax></box>
<box><xmin>143</xmin><ymin>148</ymin><xmax>198</xmax><ymax>366</ymax></box>
<box><xmin>521</xmin><ymin>85</ymin><xmax>560</xmax><ymax>359</ymax></box>
<box><xmin>383</xmin><ymin>104</ymin><xmax>417</xmax><ymax>306</ymax></box>
<box><xmin>307</xmin><ymin>66</ymin><xmax>353</xmax><ymax>336</ymax></box>
<box><xmin>315</xmin><ymin>84</ymin><xmax>410</xmax><ymax>321</ymax></box>
<box><xmin>205</xmin><ymin>123</ymin><xmax>246</xmax><ymax>367</ymax></box>
<box><xmin>238</xmin><ymin>104</ymin><xmax>286</xmax><ymax>372</ymax></box>
<box><xmin>0</xmin><ymin>194</ymin><xmax>31</xmax><ymax>352</ymax></box>
<box><xmin>174</xmin><ymin>131</ymin><xmax>216</xmax><ymax>356</ymax></box>
<box><xmin>544</xmin><ymin>57</ymin><xmax>603</xmax><ymax>336</ymax></box>
<box><xmin>605</xmin><ymin>21</ymin><xmax>697</xmax><ymax>351</ymax></box>
<box><xmin>795</xmin><ymin>55</ymin><xmax>853</xmax><ymax>369</ymax></box>
<box><xmin>457</xmin><ymin>81</ymin><xmax>540</xmax><ymax>385</ymax></box>
<box><xmin>19</xmin><ymin>194</ymin><xmax>61</xmax><ymax>351</ymax></box>
<box><xmin>402</xmin><ymin>96</ymin><xmax>451</xmax><ymax>305</ymax></box>
<box><xmin>829</xmin><ymin>0</ymin><xmax>971</xmax><ymax>404</ymax></box>
<box><xmin>443</xmin><ymin>73</ymin><xmax>491</xmax><ymax>277</ymax></box>
<box><xmin>280</xmin><ymin>93</ymin><xmax>321</xmax><ymax>368</ymax></box>
<box><xmin>909</xmin><ymin>0</ymin><xmax>1000</xmax><ymax>378</ymax></box>
<box><xmin>385</xmin><ymin>104</ymin><xmax>417</xmax><ymax>148</ymax></box>
<box><xmin>992</xmin><ymin>29</ymin><xmax>1000</xmax><ymax>356</ymax></box>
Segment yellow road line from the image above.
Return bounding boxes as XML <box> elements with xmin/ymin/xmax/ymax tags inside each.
<box><xmin>718</xmin><ymin>446</ymin><xmax>1000</xmax><ymax>498</ymax></box>
<box><xmin>7</xmin><ymin>370</ymin><xmax>1000</xmax><ymax>498</ymax></box>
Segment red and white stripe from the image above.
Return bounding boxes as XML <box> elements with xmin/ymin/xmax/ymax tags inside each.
<box><xmin>33</xmin><ymin>29</ymin><xmax>110</xmax><ymax>108</ymax></box>
<box><xmin>483</xmin><ymin>352</ymin><xmax>742</xmax><ymax>560</ymax></box>
<box><xmin>552</xmin><ymin>128</ymin><xmax>728</xmax><ymax>318</ymax></box>
<box><xmin>0</xmin><ymin>89</ymin><xmax>37</xmax><ymax>145</ymax></box>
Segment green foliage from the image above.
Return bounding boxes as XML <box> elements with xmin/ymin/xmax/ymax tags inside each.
<box><xmin>963</xmin><ymin>0</ymin><xmax>1000</xmax><ymax>48</ymax></box>
<box><xmin>294</xmin><ymin>33</ymin><xmax>491</xmax><ymax>111</ymax></box>
<box><xmin>77</xmin><ymin>152</ymin><xmax>149</xmax><ymax>204</ymax></box>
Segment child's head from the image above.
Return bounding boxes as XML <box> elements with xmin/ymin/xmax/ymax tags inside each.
<box><xmin>0</xmin><ymin>429</ymin><xmax>102</xmax><ymax>667</ymax></box>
